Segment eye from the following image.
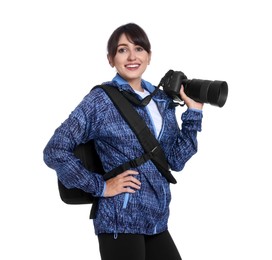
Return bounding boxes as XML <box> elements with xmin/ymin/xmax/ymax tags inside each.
<box><xmin>117</xmin><ymin>47</ymin><xmax>127</xmax><ymax>53</ymax></box>
<box><xmin>135</xmin><ymin>46</ymin><xmax>144</xmax><ymax>52</ymax></box>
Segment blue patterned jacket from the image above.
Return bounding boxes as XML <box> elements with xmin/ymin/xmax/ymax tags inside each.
<box><xmin>43</xmin><ymin>74</ymin><xmax>202</xmax><ymax>235</ymax></box>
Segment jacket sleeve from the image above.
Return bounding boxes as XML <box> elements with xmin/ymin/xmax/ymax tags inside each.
<box><xmin>43</xmin><ymin>89</ymin><xmax>106</xmax><ymax>197</ymax></box>
<box><xmin>167</xmin><ymin>108</ymin><xmax>203</xmax><ymax>172</ymax></box>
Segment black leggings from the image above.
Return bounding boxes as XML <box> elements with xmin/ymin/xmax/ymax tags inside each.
<box><xmin>98</xmin><ymin>230</ymin><xmax>182</xmax><ymax>260</ymax></box>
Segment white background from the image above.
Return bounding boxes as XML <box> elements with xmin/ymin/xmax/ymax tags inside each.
<box><xmin>1</xmin><ymin>0</ymin><xmax>271</xmax><ymax>259</ymax></box>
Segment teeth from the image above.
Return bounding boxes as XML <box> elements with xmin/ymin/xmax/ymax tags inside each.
<box><xmin>126</xmin><ymin>64</ymin><xmax>139</xmax><ymax>68</ymax></box>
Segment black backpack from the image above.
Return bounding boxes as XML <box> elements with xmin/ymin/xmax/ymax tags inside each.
<box><xmin>57</xmin><ymin>85</ymin><xmax>176</xmax><ymax>215</ymax></box>
<box><xmin>58</xmin><ymin>140</ymin><xmax>103</xmax><ymax>205</ymax></box>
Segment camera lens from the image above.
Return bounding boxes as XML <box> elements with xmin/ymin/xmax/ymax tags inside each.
<box><xmin>183</xmin><ymin>79</ymin><xmax>228</xmax><ymax>107</ymax></box>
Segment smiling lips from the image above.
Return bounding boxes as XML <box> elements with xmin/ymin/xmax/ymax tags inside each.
<box><xmin>125</xmin><ymin>64</ymin><xmax>140</xmax><ymax>70</ymax></box>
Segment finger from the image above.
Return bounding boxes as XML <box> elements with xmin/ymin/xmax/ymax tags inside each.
<box><xmin>123</xmin><ymin>187</ymin><xmax>139</xmax><ymax>194</ymax></box>
<box><xmin>123</xmin><ymin>175</ymin><xmax>141</xmax><ymax>186</ymax></box>
<box><xmin>120</xmin><ymin>170</ymin><xmax>139</xmax><ymax>177</ymax></box>
<box><xmin>179</xmin><ymin>84</ymin><xmax>185</xmax><ymax>95</ymax></box>
<box><xmin>123</xmin><ymin>180</ymin><xmax>141</xmax><ymax>189</ymax></box>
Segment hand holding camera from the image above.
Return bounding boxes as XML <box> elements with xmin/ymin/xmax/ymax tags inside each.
<box><xmin>179</xmin><ymin>85</ymin><xmax>204</xmax><ymax>110</ymax></box>
<box><xmin>160</xmin><ymin>70</ymin><xmax>228</xmax><ymax>108</ymax></box>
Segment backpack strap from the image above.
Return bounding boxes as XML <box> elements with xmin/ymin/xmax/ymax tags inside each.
<box><xmin>95</xmin><ymin>85</ymin><xmax>177</xmax><ymax>184</ymax></box>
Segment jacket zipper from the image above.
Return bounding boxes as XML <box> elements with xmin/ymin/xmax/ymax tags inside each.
<box><xmin>122</xmin><ymin>193</ymin><xmax>129</xmax><ymax>209</ymax></box>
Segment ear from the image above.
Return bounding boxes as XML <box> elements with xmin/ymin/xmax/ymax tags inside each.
<box><xmin>107</xmin><ymin>54</ymin><xmax>114</xmax><ymax>67</ymax></box>
<box><xmin>148</xmin><ymin>51</ymin><xmax>152</xmax><ymax>65</ymax></box>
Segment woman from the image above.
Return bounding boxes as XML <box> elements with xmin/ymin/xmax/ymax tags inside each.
<box><xmin>43</xmin><ymin>23</ymin><xmax>203</xmax><ymax>260</ymax></box>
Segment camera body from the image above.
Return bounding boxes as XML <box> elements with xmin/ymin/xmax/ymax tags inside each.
<box><xmin>161</xmin><ymin>70</ymin><xmax>228</xmax><ymax>107</ymax></box>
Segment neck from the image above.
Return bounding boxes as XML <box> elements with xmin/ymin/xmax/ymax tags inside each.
<box><xmin>128</xmin><ymin>79</ymin><xmax>144</xmax><ymax>92</ymax></box>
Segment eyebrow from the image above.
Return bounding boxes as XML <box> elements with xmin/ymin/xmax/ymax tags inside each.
<box><xmin>117</xmin><ymin>43</ymin><xmax>129</xmax><ymax>48</ymax></box>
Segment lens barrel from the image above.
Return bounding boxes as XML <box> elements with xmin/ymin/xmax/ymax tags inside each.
<box><xmin>183</xmin><ymin>79</ymin><xmax>228</xmax><ymax>107</ymax></box>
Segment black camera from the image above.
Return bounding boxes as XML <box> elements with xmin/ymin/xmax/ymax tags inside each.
<box><xmin>160</xmin><ymin>70</ymin><xmax>228</xmax><ymax>107</ymax></box>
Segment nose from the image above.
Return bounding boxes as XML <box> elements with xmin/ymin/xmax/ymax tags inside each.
<box><xmin>128</xmin><ymin>50</ymin><xmax>136</xmax><ymax>61</ymax></box>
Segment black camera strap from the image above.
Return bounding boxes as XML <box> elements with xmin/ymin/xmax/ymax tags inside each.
<box><xmin>120</xmin><ymin>86</ymin><xmax>160</xmax><ymax>107</ymax></box>
<box><xmin>96</xmin><ymin>85</ymin><xmax>177</xmax><ymax>184</ymax></box>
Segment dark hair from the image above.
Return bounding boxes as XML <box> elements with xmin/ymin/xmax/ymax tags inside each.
<box><xmin>107</xmin><ymin>23</ymin><xmax>151</xmax><ymax>59</ymax></box>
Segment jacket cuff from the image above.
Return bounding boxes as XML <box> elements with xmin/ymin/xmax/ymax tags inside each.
<box><xmin>101</xmin><ymin>182</ymin><xmax>107</xmax><ymax>197</ymax></box>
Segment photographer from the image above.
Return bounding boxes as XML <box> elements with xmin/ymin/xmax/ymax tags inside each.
<box><xmin>43</xmin><ymin>23</ymin><xmax>203</xmax><ymax>260</ymax></box>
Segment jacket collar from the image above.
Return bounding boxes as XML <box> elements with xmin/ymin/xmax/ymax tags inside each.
<box><xmin>111</xmin><ymin>73</ymin><xmax>156</xmax><ymax>93</ymax></box>
<box><xmin>103</xmin><ymin>73</ymin><xmax>172</xmax><ymax>106</ymax></box>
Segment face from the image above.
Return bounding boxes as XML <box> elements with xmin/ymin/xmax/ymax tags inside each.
<box><xmin>108</xmin><ymin>33</ymin><xmax>151</xmax><ymax>87</ymax></box>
